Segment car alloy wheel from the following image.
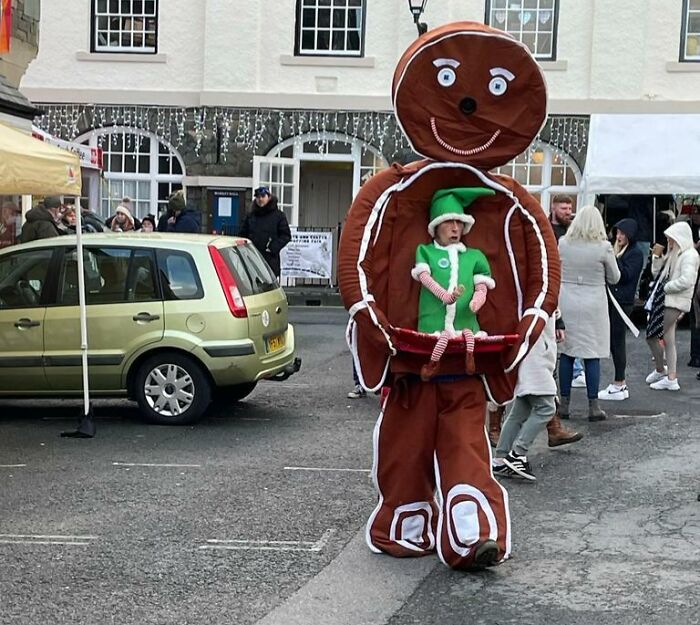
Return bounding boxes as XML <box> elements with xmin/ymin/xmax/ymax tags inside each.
<box><xmin>144</xmin><ymin>363</ymin><xmax>195</xmax><ymax>417</ymax></box>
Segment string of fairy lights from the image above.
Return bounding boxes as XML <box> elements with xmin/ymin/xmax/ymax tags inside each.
<box><xmin>35</xmin><ymin>104</ymin><xmax>589</xmax><ymax>165</ymax></box>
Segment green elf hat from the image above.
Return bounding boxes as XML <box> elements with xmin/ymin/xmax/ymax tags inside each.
<box><xmin>428</xmin><ymin>187</ymin><xmax>496</xmax><ymax>237</ymax></box>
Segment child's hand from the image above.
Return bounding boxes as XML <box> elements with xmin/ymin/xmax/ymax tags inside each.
<box><xmin>452</xmin><ymin>285</ymin><xmax>465</xmax><ymax>299</ymax></box>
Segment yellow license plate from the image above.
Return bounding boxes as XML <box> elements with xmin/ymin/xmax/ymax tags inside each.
<box><xmin>267</xmin><ymin>334</ymin><xmax>285</xmax><ymax>352</ymax></box>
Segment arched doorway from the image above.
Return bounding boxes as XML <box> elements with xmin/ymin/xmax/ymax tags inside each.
<box><xmin>493</xmin><ymin>142</ymin><xmax>582</xmax><ymax>215</ymax></box>
<box><xmin>77</xmin><ymin>127</ymin><xmax>186</xmax><ymax>219</ymax></box>
<box><xmin>256</xmin><ymin>132</ymin><xmax>388</xmax><ymax>227</ymax></box>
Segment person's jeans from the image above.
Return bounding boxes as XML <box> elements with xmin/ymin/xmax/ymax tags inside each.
<box><xmin>495</xmin><ymin>395</ymin><xmax>556</xmax><ymax>457</ymax></box>
<box><xmin>573</xmin><ymin>358</ymin><xmax>583</xmax><ymax>379</ymax></box>
<box><xmin>560</xmin><ymin>355</ymin><xmax>601</xmax><ymax>400</ymax></box>
<box><xmin>352</xmin><ymin>361</ymin><xmax>360</xmax><ymax>386</ymax></box>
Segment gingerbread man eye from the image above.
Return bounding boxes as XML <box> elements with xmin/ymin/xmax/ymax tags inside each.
<box><xmin>437</xmin><ymin>67</ymin><xmax>456</xmax><ymax>87</ymax></box>
<box><xmin>489</xmin><ymin>76</ymin><xmax>508</xmax><ymax>96</ymax></box>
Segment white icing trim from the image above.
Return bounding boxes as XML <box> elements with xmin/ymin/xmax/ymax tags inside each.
<box><xmin>473</xmin><ymin>274</ymin><xmax>496</xmax><ymax>289</ymax></box>
<box><xmin>365</xmin><ymin>392</ymin><xmax>388</xmax><ymax>554</ymax></box>
<box><xmin>522</xmin><ymin>307</ymin><xmax>549</xmax><ymax>322</ymax></box>
<box><xmin>428</xmin><ymin>212</ymin><xmax>475</xmax><ymax>237</ymax></box>
<box><xmin>411</xmin><ymin>262</ymin><xmax>431</xmax><ymax>281</ymax></box>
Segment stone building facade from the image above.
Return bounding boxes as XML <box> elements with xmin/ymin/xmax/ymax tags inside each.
<box><xmin>0</xmin><ymin>0</ymin><xmax>40</xmax><ymax>88</ymax></box>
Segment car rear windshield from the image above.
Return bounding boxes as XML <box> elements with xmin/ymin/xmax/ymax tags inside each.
<box><xmin>219</xmin><ymin>243</ymin><xmax>278</xmax><ymax>296</ymax></box>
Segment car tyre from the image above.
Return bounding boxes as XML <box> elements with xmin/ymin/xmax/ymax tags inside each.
<box><xmin>134</xmin><ymin>352</ymin><xmax>211</xmax><ymax>425</ymax></box>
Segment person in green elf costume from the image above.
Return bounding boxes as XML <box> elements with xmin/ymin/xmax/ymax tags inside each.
<box><xmin>412</xmin><ymin>187</ymin><xmax>497</xmax><ymax>379</ymax></box>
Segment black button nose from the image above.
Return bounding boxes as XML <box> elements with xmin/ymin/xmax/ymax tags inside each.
<box><xmin>459</xmin><ymin>97</ymin><xmax>477</xmax><ymax>116</ymax></box>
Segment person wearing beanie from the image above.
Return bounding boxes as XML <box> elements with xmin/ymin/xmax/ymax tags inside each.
<box><xmin>598</xmin><ymin>218</ymin><xmax>645</xmax><ymax>402</ymax></box>
<box><xmin>412</xmin><ymin>187</ymin><xmax>496</xmax><ymax>380</ymax></box>
<box><xmin>111</xmin><ymin>205</ymin><xmax>136</xmax><ymax>232</ymax></box>
<box><xmin>140</xmin><ymin>214</ymin><xmax>156</xmax><ymax>232</ymax></box>
<box><xmin>19</xmin><ymin>197</ymin><xmax>66</xmax><ymax>243</ymax></box>
<box><xmin>163</xmin><ymin>190</ymin><xmax>201</xmax><ymax>234</ymax></box>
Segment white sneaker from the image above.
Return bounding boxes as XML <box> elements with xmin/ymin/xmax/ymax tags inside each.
<box><xmin>645</xmin><ymin>368</ymin><xmax>668</xmax><ymax>384</ymax></box>
<box><xmin>598</xmin><ymin>384</ymin><xmax>629</xmax><ymax>401</ymax></box>
<box><xmin>571</xmin><ymin>373</ymin><xmax>586</xmax><ymax>388</ymax></box>
<box><xmin>650</xmin><ymin>376</ymin><xmax>680</xmax><ymax>391</ymax></box>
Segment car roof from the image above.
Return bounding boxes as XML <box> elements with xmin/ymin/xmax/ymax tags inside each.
<box><xmin>3</xmin><ymin>233</ymin><xmax>250</xmax><ymax>253</ymax></box>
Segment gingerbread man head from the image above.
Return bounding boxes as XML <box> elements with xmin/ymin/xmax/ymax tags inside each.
<box><xmin>392</xmin><ymin>22</ymin><xmax>547</xmax><ymax>171</ymax></box>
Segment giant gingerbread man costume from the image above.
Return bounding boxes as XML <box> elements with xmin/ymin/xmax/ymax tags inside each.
<box><xmin>338</xmin><ymin>22</ymin><xmax>560</xmax><ymax>569</ymax></box>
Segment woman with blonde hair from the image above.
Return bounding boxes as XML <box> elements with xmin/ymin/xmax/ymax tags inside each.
<box><xmin>645</xmin><ymin>221</ymin><xmax>700</xmax><ymax>391</ymax></box>
<box><xmin>558</xmin><ymin>205</ymin><xmax>621</xmax><ymax>421</ymax></box>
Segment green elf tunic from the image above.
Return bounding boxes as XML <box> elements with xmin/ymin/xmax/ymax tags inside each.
<box><xmin>411</xmin><ymin>241</ymin><xmax>495</xmax><ymax>335</ymax></box>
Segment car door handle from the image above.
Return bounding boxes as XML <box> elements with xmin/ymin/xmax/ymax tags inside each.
<box><xmin>15</xmin><ymin>318</ymin><xmax>41</xmax><ymax>329</ymax></box>
<box><xmin>133</xmin><ymin>312</ymin><xmax>160</xmax><ymax>322</ymax></box>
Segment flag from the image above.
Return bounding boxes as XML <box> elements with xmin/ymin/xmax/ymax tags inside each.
<box><xmin>0</xmin><ymin>0</ymin><xmax>11</xmax><ymax>55</ymax></box>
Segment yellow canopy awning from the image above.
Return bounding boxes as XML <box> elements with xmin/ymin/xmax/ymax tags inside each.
<box><xmin>0</xmin><ymin>122</ymin><xmax>82</xmax><ymax>196</ymax></box>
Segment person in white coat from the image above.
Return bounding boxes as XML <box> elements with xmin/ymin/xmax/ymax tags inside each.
<box><xmin>645</xmin><ymin>221</ymin><xmax>700</xmax><ymax>391</ymax></box>
<box><xmin>492</xmin><ymin>314</ymin><xmax>568</xmax><ymax>481</ymax></box>
<box><xmin>558</xmin><ymin>206</ymin><xmax>621</xmax><ymax>421</ymax></box>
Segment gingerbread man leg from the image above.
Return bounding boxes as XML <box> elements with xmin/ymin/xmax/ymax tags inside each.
<box><xmin>434</xmin><ymin>378</ymin><xmax>511</xmax><ymax>569</ymax></box>
<box><xmin>462</xmin><ymin>329</ymin><xmax>476</xmax><ymax>375</ymax></box>
<box><xmin>366</xmin><ymin>377</ymin><xmax>439</xmax><ymax>557</ymax></box>
<box><xmin>421</xmin><ymin>331</ymin><xmax>450</xmax><ymax>381</ymax></box>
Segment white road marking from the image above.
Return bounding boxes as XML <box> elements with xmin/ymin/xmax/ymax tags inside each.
<box><xmin>200</xmin><ymin>529</ymin><xmax>334</xmax><ymax>553</ymax></box>
<box><xmin>613</xmin><ymin>412</ymin><xmax>667</xmax><ymax>419</ymax></box>
<box><xmin>254</xmin><ymin>529</ymin><xmax>437</xmax><ymax>625</ymax></box>
<box><xmin>112</xmin><ymin>462</ymin><xmax>202</xmax><ymax>468</ymax></box>
<box><xmin>0</xmin><ymin>533</ymin><xmax>97</xmax><ymax>547</ymax></box>
<box><xmin>0</xmin><ymin>464</ymin><xmax>26</xmax><ymax>468</ymax></box>
<box><xmin>284</xmin><ymin>466</ymin><xmax>370</xmax><ymax>473</ymax></box>
<box><xmin>239</xmin><ymin>418</ymin><xmax>272</xmax><ymax>422</ymax></box>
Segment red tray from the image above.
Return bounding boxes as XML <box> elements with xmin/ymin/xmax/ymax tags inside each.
<box><xmin>390</xmin><ymin>327</ymin><xmax>520</xmax><ymax>356</ymax></box>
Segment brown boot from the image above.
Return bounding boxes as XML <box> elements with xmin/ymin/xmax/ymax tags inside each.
<box><xmin>487</xmin><ymin>406</ymin><xmax>503</xmax><ymax>447</ymax></box>
<box><xmin>421</xmin><ymin>360</ymin><xmax>441</xmax><ymax>381</ymax></box>
<box><xmin>547</xmin><ymin>412</ymin><xmax>583</xmax><ymax>447</ymax></box>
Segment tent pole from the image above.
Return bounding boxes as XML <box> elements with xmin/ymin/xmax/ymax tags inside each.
<box><xmin>61</xmin><ymin>197</ymin><xmax>95</xmax><ymax>438</ymax></box>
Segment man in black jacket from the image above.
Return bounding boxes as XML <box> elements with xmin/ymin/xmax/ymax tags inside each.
<box><xmin>238</xmin><ymin>187</ymin><xmax>292</xmax><ymax>278</ymax></box>
<box><xmin>19</xmin><ymin>197</ymin><xmax>65</xmax><ymax>243</ymax></box>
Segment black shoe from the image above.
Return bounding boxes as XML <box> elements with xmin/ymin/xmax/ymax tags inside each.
<box><xmin>502</xmin><ymin>451</ymin><xmax>536</xmax><ymax>481</ymax></box>
<box><xmin>690</xmin><ymin>358</ymin><xmax>700</xmax><ymax>368</ymax></box>
<box><xmin>696</xmin><ymin>371</ymin><xmax>700</xmax><ymax>381</ymax></box>
<box><xmin>492</xmin><ymin>463</ymin><xmax>516</xmax><ymax>479</ymax></box>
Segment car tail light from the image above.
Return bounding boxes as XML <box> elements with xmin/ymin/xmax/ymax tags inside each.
<box><xmin>208</xmin><ymin>245</ymin><xmax>247</xmax><ymax>318</ymax></box>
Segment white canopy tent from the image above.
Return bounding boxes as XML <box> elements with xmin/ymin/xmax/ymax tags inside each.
<box><xmin>582</xmin><ymin>114</ymin><xmax>700</xmax><ymax>195</ymax></box>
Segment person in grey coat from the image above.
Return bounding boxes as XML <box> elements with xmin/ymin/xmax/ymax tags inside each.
<box><xmin>558</xmin><ymin>205</ymin><xmax>621</xmax><ymax>421</ymax></box>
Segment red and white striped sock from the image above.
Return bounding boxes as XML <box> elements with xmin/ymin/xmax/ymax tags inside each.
<box><xmin>469</xmin><ymin>283</ymin><xmax>488</xmax><ymax>312</ymax></box>
<box><xmin>462</xmin><ymin>329</ymin><xmax>475</xmax><ymax>353</ymax></box>
<box><xmin>430</xmin><ymin>332</ymin><xmax>450</xmax><ymax>362</ymax></box>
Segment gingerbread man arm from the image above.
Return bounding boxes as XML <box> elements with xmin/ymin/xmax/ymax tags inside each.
<box><xmin>338</xmin><ymin>166</ymin><xmax>409</xmax><ymax>390</ymax></box>
<box><xmin>500</xmin><ymin>179</ymin><xmax>561</xmax><ymax>372</ymax></box>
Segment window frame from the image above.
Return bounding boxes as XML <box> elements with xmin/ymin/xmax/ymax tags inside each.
<box><xmin>156</xmin><ymin>249</ymin><xmax>204</xmax><ymax>302</ymax></box>
<box><xmin>681</xmin><ymin>0</ymin><xmax>700</xmax><ymax>63</ymax></box>
<box><xmin>0</xmin><ymin>247</ymin><xmax>57</xmax><ymax>310</ymax></box>
<box><xmin>55</xmin><ymin>246</ymin><xmax>161</xmax><ymax>307</ymax></box>
<box><xmin>484</xmin><ymin>0</ymin><xmax>560</xmax><ymax>62</ymax></box>
<box><xmin>294</xmin><ymin>0</ymin><xmax>367</xmax><ymax>58</ymax></box>
<box><xmin>90</xmin><ymin>0</ymin><xmax>160</xmax><ymax>55</ymax></box>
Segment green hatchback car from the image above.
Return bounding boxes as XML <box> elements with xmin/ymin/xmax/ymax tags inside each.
<box><xmin>0</xmin><ymin>233</ymin><xmax>299</xmax><ymax>424</ymax></box>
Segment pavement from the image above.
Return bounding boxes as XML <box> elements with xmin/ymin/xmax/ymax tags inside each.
<box><xmin>0</xmin><ymin>307</ymin><xmax>698</xmax><ymax>625</ymax></box>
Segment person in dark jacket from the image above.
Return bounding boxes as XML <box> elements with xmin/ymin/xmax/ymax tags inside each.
<box><xmin>164</xmin><ymin>190</ymin><xmax>201</xmax><ymax>233</ymax></box>
<box><xmin>19</xmin><ymin>197</ymin><xmax>65</xmax><ymax>243</ymax></box>
<box><xmin>238</xmin><ymin>187</ymin><xmax>292</xmax><ymax>277</ymax></box>
<box><xmin>598</xmin><ymin>218</ymin><xmax>645</xmax><ymax>402</ymax></box>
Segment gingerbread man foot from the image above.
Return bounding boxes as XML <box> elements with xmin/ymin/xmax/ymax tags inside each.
<box><xmin>421</xmin><ymin>360</ymin><xmax>441</xmax><ymax>381</ymax></box>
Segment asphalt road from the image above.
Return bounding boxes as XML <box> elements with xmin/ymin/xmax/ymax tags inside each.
<box><xmin>0</xmin><ymin>308</ymin><xmax>698</xmax><ymax>625</ymax></box>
